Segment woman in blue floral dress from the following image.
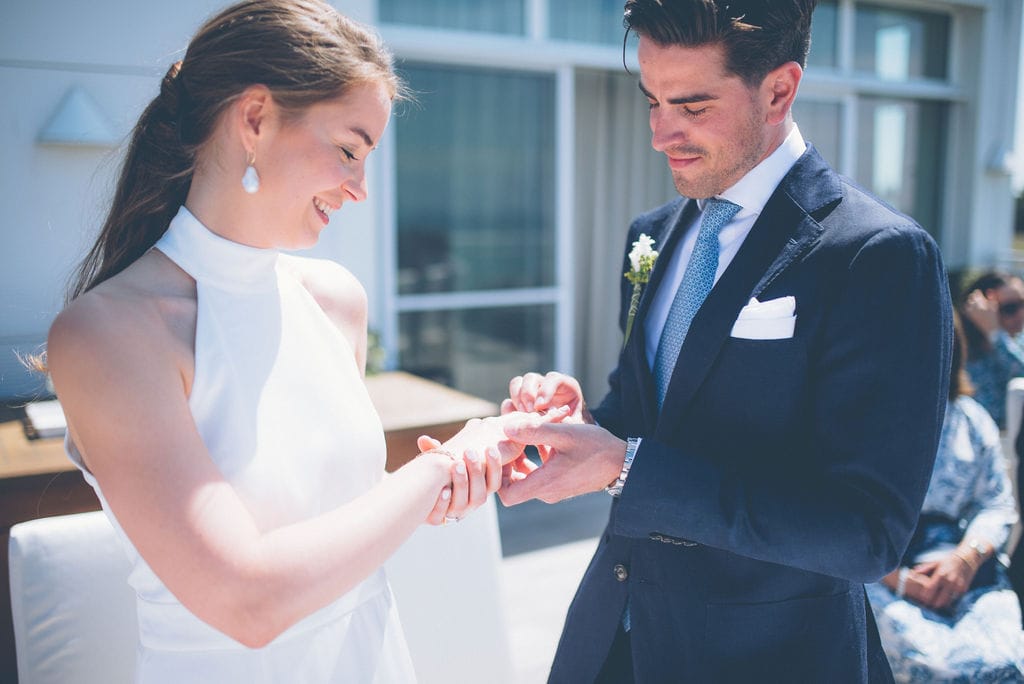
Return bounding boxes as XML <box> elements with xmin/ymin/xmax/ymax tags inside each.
<box><xmin>960</xmin><ymin>270</ymin><xmax>1024</xmax><ymax>429</ymax></box>
<box><xmin>866</xmin><ymin>314</ymin><xmax>1024</xmax><ymax>682</ymax></box>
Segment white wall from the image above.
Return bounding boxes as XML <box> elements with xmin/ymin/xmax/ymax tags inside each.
<box><xmin>966</xmin><ymin>0</ymin><xmax>1023</xmax><ymax>267</ymax></box>
<box><xmin>0</xmin><ymin>0</ymin><xmax>381</xmax><ymax>398</ymax></box>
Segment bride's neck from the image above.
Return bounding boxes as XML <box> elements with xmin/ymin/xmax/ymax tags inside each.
<box><xmin>184</xmin><ymin>161</ymin><xmax>275</xmax><ymax>249</ymax></box>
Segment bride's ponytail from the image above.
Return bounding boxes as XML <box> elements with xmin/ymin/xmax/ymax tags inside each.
<box><xmin>68</xmin><ymin>61</ymin><xmax>195</xmax><ymax>301</ymax></box>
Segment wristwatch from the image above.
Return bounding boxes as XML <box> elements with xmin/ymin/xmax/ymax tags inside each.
<box><xmin>968</xmin><ymin>538</ymin><xmax>991</xmax><ymax>560</ymax></box>
<box><xmin>606</xmin><ymin>437</ymin><xmax>641</xmax><ymax>498</ymax></box>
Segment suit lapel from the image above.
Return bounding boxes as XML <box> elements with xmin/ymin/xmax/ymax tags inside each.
<box><xmin>654</xmin><ymin>146</ymin><xmax>840</xmax><ymax>435</ymax></box>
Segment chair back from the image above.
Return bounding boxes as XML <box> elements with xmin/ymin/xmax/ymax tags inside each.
<box><xmin>9</xmin><ymin>511</ymin><xmax>136</xmax><ymax>683</ymax></box>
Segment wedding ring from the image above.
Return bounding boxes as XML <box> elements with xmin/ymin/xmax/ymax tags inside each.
<box><xmin>443</xmin><ymin>516</ymin><xmax>460</xmax><ymax>525</ymax></box>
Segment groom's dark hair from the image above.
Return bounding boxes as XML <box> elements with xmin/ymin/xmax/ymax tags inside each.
<box><xmin>622</xmin><ymin>0</ymin><xmax>818</xmax><ymax>87</ymax></box>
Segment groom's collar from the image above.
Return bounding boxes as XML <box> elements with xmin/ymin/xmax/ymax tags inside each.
<box><xmin>696</xmin><ymin>124</ymin><xmax>806</xmax><ymax>219</ymax></box>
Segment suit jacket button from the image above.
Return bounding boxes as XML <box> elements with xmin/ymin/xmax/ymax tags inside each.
<box><xmin>613</xmin><ymin>564</ymin><xmax>628</xmax><ymax>582</ymax></box>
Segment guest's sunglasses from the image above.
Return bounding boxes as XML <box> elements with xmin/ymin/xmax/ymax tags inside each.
<box><xmin>999</xmin><ymin>301</ymin><xmax>1024</xmax><ymax>316</ymax></box>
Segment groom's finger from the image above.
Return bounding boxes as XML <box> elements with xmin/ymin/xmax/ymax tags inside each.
<box><xmin>503</xmin><ymin>419</ymin><xmax>578</xmax><ymax>449</ymax></box>
<box><xmin>521</xmin><ymin>372</ymin><xmax>547</xmax><ymax>411</ymax></box>
<box><xmin>508</xmin><ymin>375</ymin><xmax>525</xmax><ymax>411</ymax></box>
<box><xmin>537</xmin><ymin>372</ymin><xmax>572</xmax><ymax>408</ymax></box>
<box><xmin>498</xmin><ymin>464</ymin><xmax>554</xmax><ymax>506</ymax></box>
<box><xmin>494</xmin><ymin>438</ymin><xmax>525</xmax><ymax>466</ymax></box>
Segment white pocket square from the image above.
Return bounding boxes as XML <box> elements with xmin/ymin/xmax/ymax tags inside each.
<box><xmin>730</xmin><ymin>296</ymin><xmax>796</xmax><ymax>340</ymax></box>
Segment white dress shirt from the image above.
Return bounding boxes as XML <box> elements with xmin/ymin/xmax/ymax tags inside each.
<box><xmin>643</xmin><ymin>125</ymin><xmax>808</xmax><ymax>369</ymax></box>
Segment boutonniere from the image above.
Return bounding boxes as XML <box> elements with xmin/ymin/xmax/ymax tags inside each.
<box><xmin>623</xmin><ymin>233</ymin><xmax>658</xmax><ymax>348</ymax></box>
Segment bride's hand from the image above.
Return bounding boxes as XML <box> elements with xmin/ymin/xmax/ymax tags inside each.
<box><xmin>417</xmin><ymin>408</ymin><xmax>568</xmax><ymax>523</ymax></box>
<box><xmin>442</xmin><ymin>408</ymin><xmax>569</xmax><ymax>466</ymax></box>
<box><xmin>417</xmin><ymin>437</ymin><xmax>498</xmax><ymax>525</ymax></box>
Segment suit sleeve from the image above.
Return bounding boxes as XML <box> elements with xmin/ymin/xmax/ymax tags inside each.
<box><xmin>612</xmin><ymin>224</ymin><xmax>953</xmax><ymax>583</ymax></box>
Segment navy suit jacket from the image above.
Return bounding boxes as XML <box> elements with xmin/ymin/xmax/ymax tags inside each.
<box><xmin>548</xmin><ymin>146</ymin><xmax>952</xmax><ymax>683</ymax></box>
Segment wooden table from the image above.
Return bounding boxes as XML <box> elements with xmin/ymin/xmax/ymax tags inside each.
<box><xmin>0</xmin><ymin>372</ymin><xmax>497</xmax><ymax>681</ymax></box>
<box><xmin>369</xmin><ymin>371</ymin><xmax>499</xmax><ymax>471</ymax></box>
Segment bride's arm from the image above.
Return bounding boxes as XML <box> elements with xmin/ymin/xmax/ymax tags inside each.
<box><xmin>48</xmin><ymin>295</ymin><xmax>470</xmax><ymax>649</ymax></box>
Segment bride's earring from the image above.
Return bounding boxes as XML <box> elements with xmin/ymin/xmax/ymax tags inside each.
<box><xmin>242</xmin><ymin>151</ymin><xmax>260</xmax><ymax>194</ymax></box>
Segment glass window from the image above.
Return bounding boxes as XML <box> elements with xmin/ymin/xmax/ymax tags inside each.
<box><xmin>399</xmin><ymin>306</ymin><xmax>556</xmax><ymax>402</ymax></box>
<box><xmin>808</xmin><ymin>0</ymin><xmax>838</xmax><ymax>69</ymax></box>
<box><xmin>393</xmin><ymin>64</ymin><xmax>558</xmax><ymax>400</ymax></box>
<box><xmin>856</xmin><ymin>98</ymin><xmax>947</xmax><ymax>237</ymax></box>
<box><xmin>854</xmin><ymin>4</ymin><xmax>950</xmax><ymax>81</ymax></box>
<box><xmin>792</xmin><ymin>100</ymin><xmax>841</xmax><ymax>169</ymax></box>
<box><xmin>394</xmin><ymin>64</ymin><xmax>556</xmax><ymax>294</ymax></box>
<box><xmin>378</xmin><ymin>0</ymin><xmax>523</xmax><ymax>35</ymax></box>
<box><xmin>549</xmin><ymin>0</ymin><xmax>625</xmax><ymax>45</ymax></box>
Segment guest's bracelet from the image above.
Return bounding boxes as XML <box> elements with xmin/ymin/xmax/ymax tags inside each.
<box><xmin>896</xmin><ymin>567</ymin><xmax>910</xmax><ymax>597</ymax></box>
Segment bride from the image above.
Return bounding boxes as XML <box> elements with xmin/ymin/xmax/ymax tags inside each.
<box><xmin>44</xmin><ymin>1</ymin><xmax>548</xmax><ymax>681</ymax></box>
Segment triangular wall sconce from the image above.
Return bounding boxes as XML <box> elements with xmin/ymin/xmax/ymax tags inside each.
<box><xmin>38</xmin><ymin>86</ymin><xmax>120</xmax><ymax>147</ymax></box>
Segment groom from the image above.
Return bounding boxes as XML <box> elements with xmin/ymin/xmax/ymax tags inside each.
<box><xmin>499</xmin><ymin>0</ymin><xmax>952</xmax><ymax>681</ymax></box>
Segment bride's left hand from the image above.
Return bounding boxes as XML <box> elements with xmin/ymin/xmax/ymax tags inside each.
<box><xmin>418</xmin><ymin>436</ymin><xmax>502</xmax><ymax>524</ymax></box>
<box><xmin>440</xmin><ymin>409</ymin><xmax>568</xmax><ymax>467</ymax></box>
<box><xmin>418</xmin><ymin>408</ymin><xmax>569</xmax><ymax>523</ymax></box>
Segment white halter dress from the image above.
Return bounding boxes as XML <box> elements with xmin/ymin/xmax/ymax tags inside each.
<box><xmin>67</xmin><ymin>206</ymin><xmax>416</xmax><ymax>683</ymax></box>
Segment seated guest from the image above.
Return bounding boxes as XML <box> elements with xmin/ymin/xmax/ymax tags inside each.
<box><xmin>960</xmin><ymin>270</ymin><xmax>1024</xmax><ymax>429</ymax></box>
<box><xmin>866</xmin><ymin>313</ymin><xmax>1024</xmax><ymax>681</ymax></box>
<box><xmin>1012</xmin><ymin>403</ymin><xmax>1024</xmax><ymax>625</ymax></box>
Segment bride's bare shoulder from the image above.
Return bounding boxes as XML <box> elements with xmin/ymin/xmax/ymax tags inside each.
<box><xmin>279</xmin><ymin>255</ymin><xmax>367</xmax><ymax>329</ymax></box>
<box><xmin>48</xmin><ymin>250</ymin><xmax>196</xmax><ymax>372</ymax></box>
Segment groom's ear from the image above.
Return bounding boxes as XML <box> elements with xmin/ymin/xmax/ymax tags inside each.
<box><xmin>760</xmin><ymin>61</ymin><xmax>802</xmax><ymax>126</ymax></box>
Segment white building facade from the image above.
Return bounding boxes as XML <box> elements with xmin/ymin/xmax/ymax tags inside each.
<box><xmin>1</xmin><ymin>0</ymin><xmax>1021</xmax><ymax>402</ymax></box>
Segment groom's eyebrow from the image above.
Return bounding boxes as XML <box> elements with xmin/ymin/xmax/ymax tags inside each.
<box><xmin>638</xmin><ymin>80</ymin><xmax>717</xmax><ymax>105</ymax></box>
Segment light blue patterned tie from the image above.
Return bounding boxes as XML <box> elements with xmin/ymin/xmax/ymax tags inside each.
<box><xmin>653</xmin><ymin>198</ymin><xmax>740</xmax><ymax>408</ymax></box>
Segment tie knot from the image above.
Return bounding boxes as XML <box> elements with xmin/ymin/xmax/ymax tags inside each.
<box><xmin>701</xmin><ymin>198</ymin><xmax>741</xmax><ymax>236</ymax></box>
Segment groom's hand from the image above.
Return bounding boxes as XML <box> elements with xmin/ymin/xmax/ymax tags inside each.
<box><xmin>497</xmin><ymin>418</ymin><xmax>625</xmax><ymax>505</ymax></box>
<box><xmin>502</xmin><ymin>372</ymin><xmax>594</xmax><ymax>424</ymax></box>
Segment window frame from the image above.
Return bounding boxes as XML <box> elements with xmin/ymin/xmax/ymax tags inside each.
<box><xmin>799</xmin><ymin>0</ymin><xmax>965</xmax><ymax>245</ymax></box>
<box><xmin>375</xmin><ymin>43</ymin><xmax>583</xmax><ymax>376</ymax></box>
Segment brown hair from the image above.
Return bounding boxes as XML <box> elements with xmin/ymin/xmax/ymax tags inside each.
<box><xmin>622</xmin><ymin>0</ymin><xmax>818</xmax><ymax>86</ymax></box>
<box><xmin>958</xmin><ymin>270</ymin><xmax>1014</xmax><ymax>362</ymax></box>
<box><xmin>68</xmin><ymin>0</ymin><xmax>401</xmax><ymax>302</ymax></box>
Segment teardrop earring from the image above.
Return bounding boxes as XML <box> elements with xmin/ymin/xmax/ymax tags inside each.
<box><xmin>242</xmin><ymin>151</ymin><xmax>260</xmax><ymax>194</ymax></box>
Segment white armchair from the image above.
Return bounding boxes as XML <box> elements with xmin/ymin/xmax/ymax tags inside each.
<box><xmin>8</xmin><ymin>511</ymin><xmax>136</xmax><ymax>684</ymax></box>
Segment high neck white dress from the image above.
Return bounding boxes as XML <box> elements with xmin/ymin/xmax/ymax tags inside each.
<box><xmin>67</xmin><ymin>206</ymin><xmax>417</xmax><ymax>683</ymax></box>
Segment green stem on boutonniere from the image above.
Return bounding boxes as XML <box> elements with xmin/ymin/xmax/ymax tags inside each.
<box><xmin>623</xmin><ymin>282</ymin><xmax>643</xmax><ymax>349</ymax></box>
<box><xmin>622</xmin><ymin>234</ymin><xmax>658</xmax><ymax>350</ymax></box>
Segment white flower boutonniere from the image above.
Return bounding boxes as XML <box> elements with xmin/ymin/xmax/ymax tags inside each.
<box><xmin>623</xmin><ymin>233</ymin><xmax>658</xmax><ymax>348</ymax></box>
